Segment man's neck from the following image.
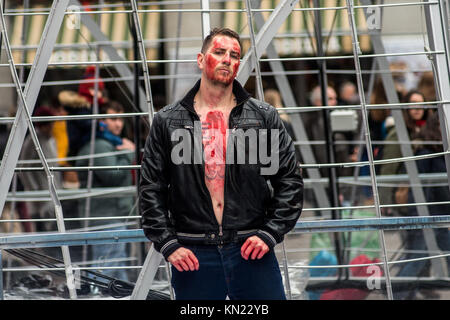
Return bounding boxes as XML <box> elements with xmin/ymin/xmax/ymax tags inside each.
<box><xmin>196</xmin><ymin>76</ymin><xmax>234</xmax><ymax>110</ymax></box>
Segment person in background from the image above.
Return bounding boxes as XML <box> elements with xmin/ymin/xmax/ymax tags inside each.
<box><xmin>304</xmin><ymin>85</ymin><xmax>355</xmax><ymax>177</ymax></box>
<box><xmin>393</xmin><ymin>111</ymin><xmax>450</xmax><ymax>300</ymax></box>
<box><xmin>18</xmin><ymin>106</ymin><xmax>62</xmax><ymax>232</ymax></box>
<box><xmin>379</xmin><ymin>90</ymin><xmax>427</xmax><ymax>216</ymax></box>
<box><xmin>417</xmin><ymin>71</ymin><xmax>436</xmax><ymax>104</ymax></box>
<box><xmin>56</xmin><ymin>66</ymin><xmax>109</xmax><ymax>202</ymax></box>
<box><xmin>59</xmin><ymin>66</ymin><xmax>108</xmax><ymax>159</ymax></box>
<box><xmin>264</xmin><ymin>89</ymin><xmax>302</xmax><ymax>163</ymax></box>
<box><xmin>264</xmin><ymin>88</ymin><xmax>295</xmax><ymax>139</ymax></box>
<box><xmin>76</xmin><ymin>100</ymin><xmax>135</xmax><ymax>282</ymax></box>
<box><xmin>338</xmin><ymin>81</ymin><xmax>359</xmax><ymax>106</ymax></box>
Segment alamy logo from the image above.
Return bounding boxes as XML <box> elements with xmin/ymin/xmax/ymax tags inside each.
<box><xmin>366</xmin><ymin>265</ymin><xmax>382</xmax><ymax>290</ymax></box>
<box><xmin>366</xmin><ymin>7</ymin><xmax>381</xmax><ymax>30</ymax></box>
<box><xmin>170</xmin><ymin>121</ymin><xmax>280</xmax><ymax>175</ymax></box>
<box><xmin>66</xmin><ymin>5</ymin><xmax>81</xmax><ymax>30</ymax></box>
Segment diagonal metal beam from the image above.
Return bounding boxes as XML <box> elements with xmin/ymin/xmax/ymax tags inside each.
<box><xmin>130</xmin><ymin>0</ymin><xmax>155</xmax><ymax>124</ymax></box>
<box><xmin>250</xmin><ymin>0</ymin><xmax>332</xmax><ymax>217</ymax></box>
<box><xmin>0</xmin><ymin>0</ymin><xmax>77</xmax><ymax>299</ymax></box>
<box><xmin>0</xmin><ymin>0</ymin><xmax>69</xmax><ymax>218</ymax></box>
<box><xmin>236</xmin><ymin>0</ymin><xmax>299</xmax><ymax>83</ymax></box>
<box><xmin>130</xmin><ymin>244</ymin><xmax>163</xmax><ymax>300</ymax></box>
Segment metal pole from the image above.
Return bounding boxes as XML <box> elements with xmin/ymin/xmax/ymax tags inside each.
<box><xmin>170</xmin><ymin>2</ymin><xmax>183</xmax><ymax>102</ymax></box>
<box><xmin>281</xmin><ymin>242</ymin><xmax>292</xmax><ymax>299</ymax></box>
<box><xmin>165</xmin><ymin>261</ymin><xmax>175</xmax><ymax>300</ymax></box>
<box><xmin>424</xmin><ymin>0</ymin><xmax>450</xmax><ymax>199</ymax></box>
<box><xmin>2</xmin><ymin>0</ymin><xmax>15</xmax><ymax>293</ymax></box>
<box><xmin>345</xmin><ymin>0</ymin><xmax>393</xmax><ymax>300</ymax></box>
<box><xmin>200</xmin><ymin>0</ymin><xmax>211</xmax><ymax>40</ymax></box>
<box><xmin>130</xmin><ymin>244</ymin><xmax>164</xmax><ymax>300</ymax></box>
<box><xmin>423</xmin><ymin>0</ymin><xmax>450</xmax><ymax>277</ymax></box>
<box><xmin>0</xmin><ymin>249</ymin><xmax>3</xmax><ymax>300</ymax></box>
<box><xmin>82</xmin><ymin>57</ymin><xmax>101</xmax><ymax>263</ymax></box>
<box><xmin>129</xmin><ymin>0</ymin><xmax>160</xmax><ymax>299</ymax></box>
<box><xmin>244</xmin><ymin>0</ymin><xmax>264</xmax><ymax>101</ymax></box>
<box><xmin>130</xmin><ymin>6</ymin><xmax>143</xmax><ymax>280</ymax></box>
<box><xmin>312</xmin><ymin>0</ymin><xmax>344</xmax><ymax>279</ymax></box>
<box><xmin>130</xmin><ymin>0</ymin><xmax>155</xmax><ymax>125</ymax></box>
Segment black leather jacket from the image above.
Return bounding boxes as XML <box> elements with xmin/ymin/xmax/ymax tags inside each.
<box><xmin>140</xmin><ymin>80</ymin><xmax>303</xmax><ymax>260</ymax></box>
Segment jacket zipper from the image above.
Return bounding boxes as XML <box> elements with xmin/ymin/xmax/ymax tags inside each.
<box><xmin>185</xmin><ymin>97</ymin><xmax>251</xmax><ymax>237</ymax></box>
<box><xmin>185</xmin><ymin>110</ymin><xmax>219</xmax><ymax>230</ymax></box>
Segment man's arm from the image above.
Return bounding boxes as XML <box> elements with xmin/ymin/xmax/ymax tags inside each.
<box><xmin>139</xmin><ymin>113</ymin><xmax>182</xmax><ymax>260</ymax></box>
<box><xmin>257</xmin><ymin>106</ymin><xmax>304</xmax><ymax>249</ymax></box>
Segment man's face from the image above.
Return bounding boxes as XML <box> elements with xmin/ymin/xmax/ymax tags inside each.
<box><xmin>198</xmin><ymin>35</ymin><xmax>241</xmax><ymax>86</ymax></box>
<box><xmin>103</xmin><ymin>109</ymin><xmax>124</xmax><ymax>136</ymax></box>
<box><xmin>313</xmin><ymin>87</ymin><xmax>338</xmax><ymax>106</ymax></box>
<box><xmin>326</xmin><ymin>87</ymin><xmax>338</xmax><ymax>106</ymax></box>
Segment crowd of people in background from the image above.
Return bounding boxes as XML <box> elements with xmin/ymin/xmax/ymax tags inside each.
<box><xmin>5</xmin><ymin>66</ymin><xmax>137</xmax><ymax>282</ymax></box>
<box><xmin>1</xmin><ymin>62</ymin><xmax>448</xmax><ymax>298</ymax></box>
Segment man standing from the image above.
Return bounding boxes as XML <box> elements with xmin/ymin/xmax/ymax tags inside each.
<box><xmin>140</xmin><ymin>28</ymin><xmax>303</xmax><ymax>300</ymax></box>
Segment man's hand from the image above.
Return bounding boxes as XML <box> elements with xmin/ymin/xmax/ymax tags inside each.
<box><xmin>167</xmin><ymin>247</ymin><xmax>199</xmax><ymax>272</ymax></box>
<box><xmin>240</xmin><ymin>236</ymin><xmax>269</xmax><ymax>260</ymax></box>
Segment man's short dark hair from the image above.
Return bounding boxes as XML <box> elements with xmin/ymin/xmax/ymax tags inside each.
<box><xmin>100</xmin><ymin>100</ymin><xmax>124</xmax><ymax>114</ymax></box>
<box><xmin>201</xmin><ymin>27</ymin><xmax>242</xmax><ymax>54</ymax></box>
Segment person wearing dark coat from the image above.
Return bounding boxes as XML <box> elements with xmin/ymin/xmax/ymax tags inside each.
<box><xmin>393</xmin><ymin>111</ymin><xmax>450</xmax><ymax>300</ymax></box>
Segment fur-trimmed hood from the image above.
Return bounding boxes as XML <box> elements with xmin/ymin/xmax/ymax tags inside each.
<box><xmin>58</xmin><ymin>90</ymin><xmax>90</xmax><ymax>109</ymax></box>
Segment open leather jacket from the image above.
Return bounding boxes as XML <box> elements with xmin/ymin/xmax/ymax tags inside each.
<box><xmin>140</xmin><ymin>80</ymin><xmax>303</xmax><ymax>260</ymax></box>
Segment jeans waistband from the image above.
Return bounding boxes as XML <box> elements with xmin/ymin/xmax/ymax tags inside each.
<box><xmin>176</xmin><ymin>229</ymin><xmax>258</xmax><ymax>246</ymax></box>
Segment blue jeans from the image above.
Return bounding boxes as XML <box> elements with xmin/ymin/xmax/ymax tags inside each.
<box><xmin>171</xmin><ymin>242</ymin><xmax>286</xmax><ymax>300</ymax></box>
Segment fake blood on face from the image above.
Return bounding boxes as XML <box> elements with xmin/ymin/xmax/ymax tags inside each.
<box><xmin>204</xmin><ymin>37</ymin><xmax>240</xmax><ymax>85</ymax></box>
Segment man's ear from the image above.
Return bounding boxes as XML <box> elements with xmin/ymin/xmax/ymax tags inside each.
<box><xmin>197</xmin><ymin>52</ymin><xmax>205</xmax><ymax>71</ymax></box>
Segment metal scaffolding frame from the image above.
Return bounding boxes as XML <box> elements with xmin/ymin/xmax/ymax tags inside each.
<box><xmin>0</xmin><ymin>0</ymin><xmax>449</xmax><ymax>300</ymax></box>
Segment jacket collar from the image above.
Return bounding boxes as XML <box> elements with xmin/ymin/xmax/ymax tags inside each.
<box><xmin>180</xmin><ymin>79</ymin><xmax>251</xmax><ymax>113</ymax></box>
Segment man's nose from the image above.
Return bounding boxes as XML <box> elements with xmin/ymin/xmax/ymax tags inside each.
<box><xmin>222</xmin><ymin>52</ymin><xmax>231</xmax><ymax>65</ymax></box>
